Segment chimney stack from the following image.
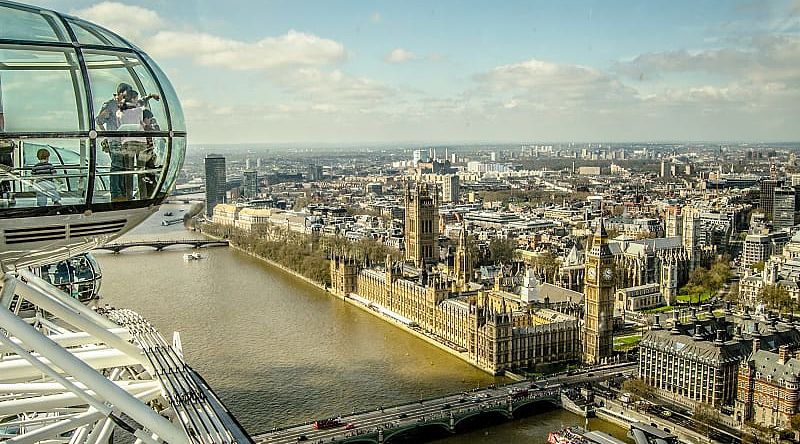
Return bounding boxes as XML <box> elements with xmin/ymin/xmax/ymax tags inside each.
<box><xmin>733</xmin><ymin>325</ymin><xmax>744</xmax><ymax>341</ymax></box>
<box><xmin>670</xmin><ymin>311</ymin><xmax>680</xmax><ymax>334</ymax></box>
<box><xmin>778</xmin><ymin>345</ymin><xmax>790</xmax><ymax>365</ymax></box>
<box><xmin>652</xmin><ymin>314</ymin><xmax>662</xmax><ymax>330</ymax></box>
<box><xmin>693</xmin><ymin>321</ymin><xmax>704</xmax><ymax>340</ymax></box>
<box><xmin>752</xmin><ymin>322</ymin><xmax>761</xmax><ymax>352</ymax></box>
<box><xmin>714</xmin><ymin>329</ymin><xmax>725</xmax><ymax>346</ymax></box>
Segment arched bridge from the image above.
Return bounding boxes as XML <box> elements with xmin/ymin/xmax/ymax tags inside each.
<box><xmin>93</xmin><ymin>239</ymin><xmax>229</xmax><ymax>253</ymax></box>
<box><xmin>254</xmin><ymin>384</ymin><xmax>560</xmax><ymax>444</ymax></box>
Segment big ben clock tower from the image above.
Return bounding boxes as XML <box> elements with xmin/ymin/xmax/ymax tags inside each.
<box><xmin>583</xmin><ymin>218</ymin><xmax>615</xmax><ymax>365</ymax></box>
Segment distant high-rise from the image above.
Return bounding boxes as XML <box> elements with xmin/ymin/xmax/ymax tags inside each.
<box><xmin>242</xmin><ymin>170</ymin><xmax>258</xmax><ymax>199</ymax></box>
<box><xmin>204</xmin><ymin>154</ymin><xmax>226</xmax><ymax>217</ymax></box>
<box><xmin>307</xmin><ymin>164</ymin><xmax>323</xmax><ymax>181</ymax></box>
<box><xmin>773</xmin><ymin>186</ymin><xmax>800</xmax><ymax>230</ymax></box>
<box><xmin>245</xmin><ymin>158</ymin><xmax>251</xmax><ymax>169</ymax></box>
<box><xmin>760</xmin><ymin>179</ymin><xmax>781</xmax><ymax>221</ymax></box>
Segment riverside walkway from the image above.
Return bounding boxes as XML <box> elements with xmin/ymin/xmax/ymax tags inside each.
<box><xmin>253</xmin><ymin>382</ymin><xmax>560</xmax><ymax>444</ymax></box>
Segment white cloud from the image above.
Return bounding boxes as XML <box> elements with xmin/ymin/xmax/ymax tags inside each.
<box><xmin>71</xmin><ymin>2</ymin><xmax>163</xmax><ymax>42</ymax></box>
<box><xmin>478</xmin><ymin>58</ymin><xmax>637</xmax><ymax>109</ymax></box>
<box><xmin>370</xmin><ymin>12</ymin><xmax>382</xmax><ymax>24</ymax></box>
<box><xmin>614</xmin><ymin>35</ymin><xmax>800</xmax><ymax>85</ymax></box>
<box><xmin>276</xmin><ymin>68</ymin><xmax>393</xmax><ymax>105</ymax></box>
<box><xmin>147</xmin><ymin>30</ymin><xmax>345</xmax><ymax>70</ymax></box>
<box><xmin>74</xmin><ymin>3</ymin><xmax>346</xmax><ymax>71</ymax></box>
<box><xmin>385</xmin><ymin>48</ymin><xmax>417</xmax><ymax>64</ymax></box>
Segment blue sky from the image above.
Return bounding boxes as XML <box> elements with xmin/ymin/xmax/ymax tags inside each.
<box><xmin>37</xmin><ymin>0</ymin><xmax>800</xmax><ymax>144</ymax></box>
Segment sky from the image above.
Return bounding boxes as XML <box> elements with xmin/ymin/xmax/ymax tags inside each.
<box><xmin>35</xmin><ymin>0</ymin><xmax>800</xmax><ymax>145</ymax></box>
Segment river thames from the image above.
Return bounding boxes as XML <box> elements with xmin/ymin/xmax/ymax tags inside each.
<box><xmin>93</xmin><ymin>203</ymin><xmax>631</xmax><ymax>443</ymax></box>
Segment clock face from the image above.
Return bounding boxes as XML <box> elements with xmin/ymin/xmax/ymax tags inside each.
<box><xmin>587</xmin><ymin>267</ymin><xmax>596</xmax><ymax>280</ymax></box>
<box><xmin>603</xmin><ymin>267</ymin><xmax>613</xmax><ymax>281</ymax></box>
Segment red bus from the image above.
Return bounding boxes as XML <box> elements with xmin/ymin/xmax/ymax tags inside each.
<box><xmin>313</xmin><ymin>419</ymin><xmax>341</xmax><ymax>430</ymax></box>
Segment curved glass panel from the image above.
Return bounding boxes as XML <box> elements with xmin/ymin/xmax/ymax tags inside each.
<box><xmin>161</xmin><ymin>136</ymin><xmax>185</xmax><ymax>195</ymax></box>
<box><xmin>66</xmin><ymin>19</ymin><xmax>110</xmax><ymax>46</ymax></box>
<box><xmin>84</xmin><ymin>50</ymin><xmax>166</xmax><ymax>133</ymax></box>
<box><xmin>0</xmin><ymin>47</ymin><xmax>88</xmax><ymax>132</ymax></box>
<box><xmin>93</xmin><ymin>136</ymin><xmax>162</xmax><ymax>203</ymax></box>
<box><xmin>0</xmin><ymin>138</ymin><xmax>89</xmax><ymax>208</ymax></box>
<box><xmin>66</xmin><ymin>18</ymin><xmax>131</xmax><ymax>48</ymax></box>
<box><xmin>142</xmin><ymin>54</ymin><xmax>185</xmax><ymax>132</ymax></box>
<box><xmin>0</xmin><ymin>5</ymin><xmax>66</xmax><ymax>42</ymax></box>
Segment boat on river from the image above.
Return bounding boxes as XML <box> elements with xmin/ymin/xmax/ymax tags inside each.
<box><xmin>548</xmin><ymin>426</ymin><xmax>588</xmax><ymax>444</ymax></box>
<box><xmin>183</xmin><ymin>252</ymin><xmax>204</xmax><ymax>261</ymax></box>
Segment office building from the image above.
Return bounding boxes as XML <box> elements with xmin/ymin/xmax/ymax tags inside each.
<box><xmin>242</xmin><ymin>169</ymin><xmax>258</xmax><ymax>198</ymax></box>
<box><xmin>640</xmin><ymin>309</ymin><xmax>800</xmax><ymax>409</ymax></box>
<box><xmin>773</xmin><ymin>186</ymin><xmax>800</xmax><ymax>230</ymax></box>
<box><xmin>204</xmin><ymin>154</ymin><xmax>226</xmax><ymax>217</ymax></box>
<box><xmin>760</xmin><ymin>179</ymin><xmax>781</xmax><ymax>221</ymax></box>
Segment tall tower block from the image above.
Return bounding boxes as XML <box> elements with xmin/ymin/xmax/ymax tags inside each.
<box><xmin>204</xmin><ymin>154</ymin><xmax>227</xmax><ymax>217</ymax></box>
<box><xmin>583</xmin><ymin>219</ymin><xmax>615</xmax><ymax>365</ymax></box>
<box><xmin>404</xmin><ymin>181</ymin><xmax>439</xmax><ymax>267</ymax></box>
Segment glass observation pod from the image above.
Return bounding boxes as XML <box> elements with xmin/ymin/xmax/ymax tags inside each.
<box><xmin>0</xmin><ymin>1</ymin><xmax>186</xmax><ymax>269</ymax></box>
<box><xmin>12</xmin><ymin>252</ymin><xmax>102</xmax><ymax>315</ymax></box>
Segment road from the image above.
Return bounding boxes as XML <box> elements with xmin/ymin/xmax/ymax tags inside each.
<box><xmin>253</xmin><ymin>362</ymin><xmax>638</xmax><ymax>444</ymax></box>
<box><xmin>254</xmin><ymin>384</ymin><xmax>555</xmax><ymax>443</ymax></box>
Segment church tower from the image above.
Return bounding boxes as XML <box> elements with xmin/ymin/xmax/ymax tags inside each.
<box><xmin>583</xmin><ymin>218</ymin><xmax>615</xmax><ymax>365</ymax></box>
<box><xmin>404</xmin><ymin>181</ymin><xmax>439</xmax><ymax>267</ymax></box>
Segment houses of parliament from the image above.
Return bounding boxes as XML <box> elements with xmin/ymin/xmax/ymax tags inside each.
<box><xmin>329</xmin><ymin>180</ymin><xmax>617</xmax><ymax>374</ymax></box>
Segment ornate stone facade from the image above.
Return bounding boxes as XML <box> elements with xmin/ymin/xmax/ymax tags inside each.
<box><xmin>404</xmin><ymin>181</ymin><xmax>438</xmax><ymax>267</ymax></box>
<box><xmin>584</xmin><ymin>219</ymin><xmax>615</xmax><ymax>365</ymax></box>
<box><xmin>736</xmin><ymin>346</ymin><xmax>800</xmax><ymax>430</ymax></box>
<box><xmin>330</xmin><ymin>255</ymin><xmax>580</xmax><ymax>375</ymax></box>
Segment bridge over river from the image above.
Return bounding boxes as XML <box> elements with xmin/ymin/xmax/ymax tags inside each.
<box><xmin>253</xmin><ymin>381</ymin><xmax>560</xmax><ymax>444</ymax></box>
<box><xmin>93</xmin><ymin>239</ymin><xmax>229</xmax><ymax>253</ymax></box>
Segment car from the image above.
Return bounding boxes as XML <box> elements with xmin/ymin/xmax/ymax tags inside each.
<box><xmin>441</xmin><ymin>403</ymin><xmax>452</xmax><ymax>410</ymax></box>
<box><xmin>397</xmin><ymin>413</ymin><xmax>408</xmax><ymax>419</ymax></box>
<box><xmin>297</xmin><ymin>435</ymin><xmax>308</xmax><ymax>442</ymax></box>
<box><xmin>344</xmin><ymin>423</ymin><xmax>355</xmax><ymax>430</ymax></box>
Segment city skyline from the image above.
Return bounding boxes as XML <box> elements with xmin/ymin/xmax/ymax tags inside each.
<box><xmin>42</xmin><ymin>0</ymin><xmax>800</xmax><ymax>144</ymax></box>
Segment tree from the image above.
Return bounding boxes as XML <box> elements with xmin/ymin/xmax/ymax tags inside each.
<box><xmin>488</xmin><ymin>238</ymin><xmax>516</xmax><ymax>264</ymax></box>
<box><xmin>760</xmin><ymin>283</ymin><xmax>790</xmax><ymax>311</ymax></box>
<box><xmin>621</xmin><ymin>378</ymin><xmax>654</xmax><ymax>401</ymax></box>
<box><xmin>693</xmin><ymin>402</ymin><xmax>720</xmax><ymax>438</ymax></box>
<box><xmin>724</xmin><ymin>282</ymin><xmax>740</xmax><ymax>304</ymax></box>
